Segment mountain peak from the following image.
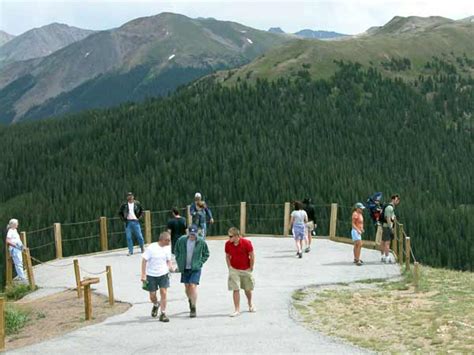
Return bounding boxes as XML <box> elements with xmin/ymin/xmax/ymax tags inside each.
<box><xmin>0</xmin><ymin>30</ymin><xmax>15</xmax><ymax>46</ymax></box>
<box><xmin>268</xmin><ymin>27</ymin><xmax>285</xmax><ymax>34</ymax></box>
<box><xmin>370</xmin><ymin>15</ymin><xmax>453</xmax><ymax>35</ymax></box>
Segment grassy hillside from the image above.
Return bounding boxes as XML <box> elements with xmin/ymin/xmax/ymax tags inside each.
<box><xmin>214</xmin><ymin>18</ymin><xmax>474</xmax><ymax>84</ymax></box>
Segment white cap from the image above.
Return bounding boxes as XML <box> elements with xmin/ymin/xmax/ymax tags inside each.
<box><xmin>195</xmin><ymin>192</ymin><xmax>202</xmax><ymax>199</ymax></box>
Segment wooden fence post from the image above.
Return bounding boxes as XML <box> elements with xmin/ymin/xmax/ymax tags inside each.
<box><xmin>144</xmin><ymin>211</ymin><xmax>152</xmax><ymax>244</ymax></box>
<box><xmin>106</xmin><ymin>265</ymin><xmax>114</xmax><ymax>306</ymax></box>
<box><xmin>392</xmin><ymin>222</ymin><xmax>398</xmax><ymax>263</ymax></box>
<box><xmin>329</xmin><ymin>203</ymin><xmax>338</xmax><ymax>240</ymax></box>
<box><xmin>413</xmin><ymin>262</ymin><xmax>420</xmax><ymax>291</ymax></box>
<box><xmin>20</xmin><ymin>231</ymin><xmax>28</xmax><ymax>248</ymax></box>
<box><xmin>74</xmin><ymin>259</ymin><xmax>82</xmax><ymax>298</ymax></box>
<box><xmin>283</xmin><ymin>202</ymin><xmax>291</xmax><ymax>236</ymax></box>
<box><xmin>187</xmin><ymin>205</ymin><xmax>192</xmax><ymax>227</ymax></box>
<box><xmin>81</xmin><ymin>277</ymin><xmax>100</xmax><ymax>321</ymax></box>
<box><xmin>100</xmin><ymin>217</ymin><xmax>108</xmax><ymax>251</ymax></box>
<box><xmin>23</xmin><ymin>248</ymin><xmax>35</xmax><ymax>290</ymax></box>
<box><xmin>398</xmin><ymin>224</ymin><xmax>404</xmax><ymax>264</ymax></box>
<box><xmin>5</xmin><ymin>245</ymin><xmax>12</xmax><ymax>287</ymax></box>
<box><xmin>0</xmin><ymin>297</ymin><xmax>4</xmax><ymax>352</ymax></box>
<box><xmin>405</xmin><ymin>237</ymin><xmax>411</xmax><ymax>271</ymax></box>
<box><xmin>54</xmin><ymin>223</ymin><xmax>63</xmax><ymax>259</ymax></box>
<box><xmin>240</xmin><ymin>202</ymin><xmax>247</xmax><ymax>235</ymax></box>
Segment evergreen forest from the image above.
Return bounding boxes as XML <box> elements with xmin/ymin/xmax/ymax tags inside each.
<box><xmin>0</xmin><ymin>59</ymin><xmax>472</xmax><ymax>287</ymax></box>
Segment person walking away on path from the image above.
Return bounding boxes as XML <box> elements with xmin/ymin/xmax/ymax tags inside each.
<box><xmin>119</xmin><ymin>192</ymin><xmax>145</xmax><ymax>256</ymax></box>
<box><xmin>5</xmin><ymin>219</ymin><xmax>26</xmax><ymax>281</ymax></box>
<box><xmin>192</xmin><ymin>201</ymin><xmax>207</xmax><ymax>238</ymax></box>
<box><xmin>141</xmin><ymin>231</ymin><xmax>173</xmax><ymax>322</ymax></box>
<box><xmin>225</xmin><ymin>227</ymin><xmax>256</xmax><ymax>317</ymax></box>
<box><xmin>175</xmin><ymin>224</ymin><xmax>210</xmax><ymax>318</ymax></box>
<box><xmin>290</xmin><ymin>201</ymin><xmax>308</xmax><ymax>259</ymax></box>
<box><xmin>381</xmin><ymin>194</ymin><xmax>401</xmax><ymax>263</ymax></box>
<box><xmin>303</xmin><ymin>198</ymin><xmax>316</xmax><ymax>253</ymax></box>
<box><xmin>351</xmin><ymin>203</ymin><xmax>365</xmax><ymax>266</ymax></box>
<box><xmin>190</xmin><ymin>192</ymin><xmax>214</xmax><ymax>239</ymax></box>
<box><xmin>167</xmin><ymin>207</ymin><xmax>187</xmax><ymax>254</ymax></box>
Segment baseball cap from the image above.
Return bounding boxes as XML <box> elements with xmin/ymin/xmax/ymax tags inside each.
<box><xmin>355</xmin><ymin>202</ymin><xmax>365</xmax><ymax>209</ymax></box>
<box><xmin>194</xmin><ymin>192</ymin><xmax>202</xmax><ymax>199</ymax></box>
<box><xmin>189</xmin><ymin>224</ymin><xmax>199</xmax><ymax>235</ymax></box>
<box><xmin>127</xmin><ymin>192</ymin><xmax>134</xmax><ymax>196</ymax></box>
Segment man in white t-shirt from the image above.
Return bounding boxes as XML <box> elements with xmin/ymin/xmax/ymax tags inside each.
<box><xmin>141</xmin><ymin>231</ymin><xmax>174</xmax><ymax>322</ymax></box>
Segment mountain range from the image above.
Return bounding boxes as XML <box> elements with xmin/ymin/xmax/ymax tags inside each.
<box><xmin>268</xmin><ymin>27</ymin><xmax>347</xmax><ymax>39</ymax></box>
<box><xmin>0</xmin><ymin>13</ymin><xmax>289</xmax><ymax>124</ymax></box>
<box><xmin>216</xmin><ymin>16</ymin><xmax>474</xmax><ymax>84</ymax></box>
<box><xmin>0</xmin><ymin>23</ymin><xmax>94</xmax><ymax>67</ymax></box>
<box><xmin>1</xmin><ymin>14</ymin><xmax>473</xmax><ymax>125</ymax></box>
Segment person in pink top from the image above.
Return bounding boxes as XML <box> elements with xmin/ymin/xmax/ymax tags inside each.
<box><xmin>225</xmin><ymin>227</ymin><xmax>256</xmax><ymax>317</ymax></box>
<box><xmin>351</xmin><ymin>202</ymin><xmax>365</xmax><ymax>266</ymax></box>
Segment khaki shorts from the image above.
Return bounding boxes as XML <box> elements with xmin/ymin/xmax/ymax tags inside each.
<box><xmin>375</xmin><ymin>225</ymin><xmax>383</xmax><ymax>245</ymax></box>
<box><xmin>306</xmin><ymin>221</ymin><xmax>315</xmax><ymax>231</ymax></box>
<box><xmin>228</xmin><ymin>267</ymin><xmax>255</xmax><ymax>291</ymax></box>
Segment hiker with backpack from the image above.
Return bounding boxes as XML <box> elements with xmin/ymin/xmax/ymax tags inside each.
<box><xmin>351</xmin><ymin>203</ymin><xmax>365</xmax><ymax>266</ymax></box>
<box><xmin>381</xmin><ymin>194</ymin><xmax>401</xmax><ymax>263</ymax></box>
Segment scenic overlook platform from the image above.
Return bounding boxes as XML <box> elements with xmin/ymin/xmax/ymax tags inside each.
<box><xmin>14</xmin><ymin>237</ymin><xmax>400</xmax><ymax>354</ymax></box>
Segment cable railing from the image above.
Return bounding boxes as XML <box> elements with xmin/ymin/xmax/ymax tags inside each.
<box><xmin>11</xmin><ymin>202</ymin><xmax>417</xmax><ymax>274</ymax></box>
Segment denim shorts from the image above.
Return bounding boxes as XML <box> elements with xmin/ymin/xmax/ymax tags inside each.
<box><xmin>146</xmin><ymin>274</ymin><xmax>170</xmax><ymax>292</ymax></box>
<box><xmin>351</xmin><ymin>229</ymin><xmax>362</xmax><ymax>242</ymax></box>
<box><xmin>181</xmin><ymin>269</ymin><xmax>202</xmax><ymax>285</ymax></box>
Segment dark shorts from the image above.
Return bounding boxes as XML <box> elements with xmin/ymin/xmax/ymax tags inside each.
<box><xmin>181</xmin><ymin>269</ymin><xmax>201</xmax><ymax>285</ymax></box>
<box><xmin>382</xmin><ymin>227</ymin><xmax>394</xmax><ymax>242</ymax></box>
<box><xmin>146</xmin><ymin>274</ymin><xmax>170</xmax><ymax>292</ymax></box>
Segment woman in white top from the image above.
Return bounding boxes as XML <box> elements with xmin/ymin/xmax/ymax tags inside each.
<box><xmin>6</xmin><ymin>218</ymin><xmax>26</xmax><ymax>281</ymax></box>
<box><xmin>290</xmin><ymin>201</ymin><xmax>308</xmax><ymax>259</ymax></box>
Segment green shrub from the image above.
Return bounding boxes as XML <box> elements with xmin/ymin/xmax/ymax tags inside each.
<box><xmin>5</xmin><ymin>305</ymin><xmax>29</xmax><ymax>335</ymax></box>
<box><xmin>4</xmin><ymin>283</ymin><xmax>34</xmax><ymax>301</ymax></box>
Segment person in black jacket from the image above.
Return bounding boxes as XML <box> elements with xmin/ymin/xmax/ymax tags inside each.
<box><xmin>119</xmin><ymin>192</ymin><xmax>145</xmax><ymax>255</ymax></box>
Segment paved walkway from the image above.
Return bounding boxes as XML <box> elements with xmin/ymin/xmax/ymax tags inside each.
<box><xmin>15</xmin><ymin>237</ymin><xmax>400</xmax><ymax>354</ymax></box>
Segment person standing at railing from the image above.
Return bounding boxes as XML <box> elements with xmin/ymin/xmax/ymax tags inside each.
<box><xmin>167</xmin><ymin>207</ymin><xmax>187</xmax><ymax>254</ymax></box>
<box><xmin>290</xmin><ymin>201</ymin><xmax>308</xmax><ymax>259</ymax></box>
<box><xmin>351</xmin><ymin>203</ymin><xmax>365</xmax><ymax>266</ymax></box>
<box><xmin>190</xmin><ymin>192</ymin><xmax>214</xmax><ymax>239</ymax></box>
<box><xmin>119</xmin><ymin>192</ymin><xmax>145</xmax><ymax>256</ymax></box>
<box><xmin>381</xmin><ymin>194</ymin><xmax>401</xmax><ymax>263</ymax></box>
<box><xmin>5</xmin><ymin>218</ymin><xmax>27</xmax><ymax>281</ymax></box>
<box><xmin>303</xmin><ymin>198</ymin><xmax>316</xmax><ymax>253</ymax></box>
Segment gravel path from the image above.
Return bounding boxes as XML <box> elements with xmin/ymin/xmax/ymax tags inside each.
<box><xmin>14</xmin><ymin>237</ymin><xmax>400</xmax><ymax>354</ymax></box>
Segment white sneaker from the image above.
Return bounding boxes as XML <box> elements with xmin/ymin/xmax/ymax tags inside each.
<box><xmin>387</xmin><ymin>256</ymin><xmax>392</xmax><ymax>263</ymax></box>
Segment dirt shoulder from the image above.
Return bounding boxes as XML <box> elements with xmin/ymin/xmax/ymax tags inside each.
<box><xmin>292</xmin><ymin>266</ymin><xmax>474</xmax><ymax>353</ymax></box>
<box><xmin>6</xmin><ymin>290</ymin><xmax>131</xmax><ymax>351</ymax></box>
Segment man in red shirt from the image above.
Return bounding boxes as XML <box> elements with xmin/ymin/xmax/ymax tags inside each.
<box><xmin>225</xmin><ymin>227</ymin><xmax>256</xmax><ymax>317</ymax></box>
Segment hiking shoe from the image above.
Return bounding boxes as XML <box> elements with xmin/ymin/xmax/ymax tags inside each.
<box><xmin>159</xmin><ymin>313</ymin><xmax>169</xmax><ymax>322</ymax></box>
<box><xmin>127</xmin><ymin>252</ymin><xmax>132</xmax><ymax>256</ymax></box>
<box><xmin>151</xmin><ymin>303</ymin><xmax>160</xmax><ymax>318</ymax></box>
<box><xmin>304</xmin><ymin>247</ymin><xmax>311</xmax><ymax>253</ymax></box>
<box><xmin>190</xmin><ymin>304</ymin><xmax>197</xmax><ymax>318</ymax></box>
<box><xmin>356</xmin><ymin>260</ymin><xmax>363</xmax><ymax>266</ymax></box>
<box><xmin>298</xmin><ymin>252</ymin><xmax>303</xmax><ymax>259</ymax></box>
<box><xmin>140</xmin><ymin>246</ymin><xmax>145</xmax><ymax>253</ymax></box>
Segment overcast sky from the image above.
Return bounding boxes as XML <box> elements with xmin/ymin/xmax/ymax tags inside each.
<box><xmin>1</xmin><ymin>0</ymin><xmax>473</xmax><ymax>36</ymax></box>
